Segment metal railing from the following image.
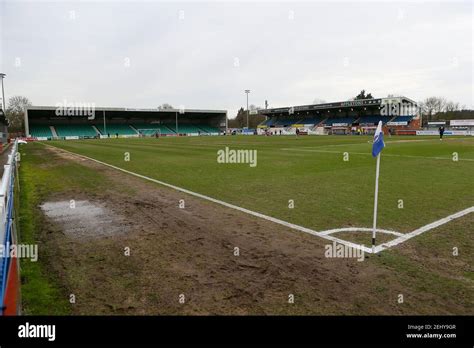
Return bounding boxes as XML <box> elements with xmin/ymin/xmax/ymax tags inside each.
<box><xmin>0</xmin><ymin>140</ymin><xmax>20</xmax><ymax>315</ymax></box>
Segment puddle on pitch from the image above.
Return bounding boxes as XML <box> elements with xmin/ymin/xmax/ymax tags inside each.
<box><xmin>40</xmin><ymin>200</ymin><xmax>127</xmax><ymax>239</ymax></box>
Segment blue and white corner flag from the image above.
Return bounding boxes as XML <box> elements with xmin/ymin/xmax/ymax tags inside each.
<box><xmin>371</xmin><ymin>120</ymin><xmax>385</xmax><ymax>252</ymax></box>
<box><xmin>372</xmin><ymin>121</ymin><xmax>385</xmax><ymax>157</ymax></box>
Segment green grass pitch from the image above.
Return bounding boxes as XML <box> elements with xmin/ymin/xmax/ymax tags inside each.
<box><xmin>47</xmin><ymin>135</ymin><xmax>474</xmax><ymax>237</ymax></box>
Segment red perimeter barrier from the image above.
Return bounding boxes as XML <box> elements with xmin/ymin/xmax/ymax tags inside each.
<box><xmin>3</xmin><ymin>257</ymin><xmax>19</xmax><ymax>315</ymax></box>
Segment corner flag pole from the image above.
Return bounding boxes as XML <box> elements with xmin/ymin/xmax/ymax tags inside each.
<box><xmin>372</xmin><ymin>152</ymin><xmax>381</xmax><ymax>253</ymax></box>
<box><xmin>371</xmin><ymin>120</ymin><xmax>384</xmax><ymax>254</ymax></box>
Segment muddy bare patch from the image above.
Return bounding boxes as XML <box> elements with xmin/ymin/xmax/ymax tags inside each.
<box><xmin>40</xmin><ymin>200</ymin><xmax>128</xmax><ymax>239</ymax></box>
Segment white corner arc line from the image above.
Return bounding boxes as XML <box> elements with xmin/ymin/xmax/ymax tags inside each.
<box><xmin>318</xmin><ymin>227</ymin><xmax>403</xmax><ymax>237</ymax></box>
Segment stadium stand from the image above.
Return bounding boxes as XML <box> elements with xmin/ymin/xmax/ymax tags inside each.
<box><xmin>298</xmin><ymin>117</ymin><xmax>325</xmax><ymax>125</ymax></box>
<box><xmin>257</xmin><ymin>97</ymin><xmax>419</xmax><ymax>135</ymax></box>
<box><xmin>96</xmin><ymin>124</ymin><xmax>137</xmax><ymax>135</ymax></box>
<box><xmin>29</xmin><ymin>125</ymin><xmax>53</xmax><ymax>138</ymax></box>
<box><xmin>54</xmin><ymin>125</ymin><xmax>98</xmax><ymax>137</ymax></box>
<box><xmin>390</xmin><ymin>116</ymin><xmax>413</xmax><ymax>122</ymax></box>
<box><xmin>323</xmin><ymin>117</ymin><xmax>355</xmax><ymax>125</ymax></box>
<box><xmin>198</xmin><ymin>125</ymin><xmax>220</xmax><ymax>134</ymax></box>
<box><xmin>357</xmin><ymin>116</ymin><xmax>392</xmax><ymax>124</ymax></box>
<box><xmin>25</xmin><ymin>106</ymin><xmax>226</xmax><ymax>139</ymax></box>
<box><xmin>165</xmin><ymin>124</ymin><xmax>204</xmax><ymax>134</ymax></box>
<box><xmin>265</xmin><ymin>118</ymin><xmax>302</xmax><ymax>126</ymax></box>
<box><xmin>262</xmin><ymin>119</ymin><xmax>275</xmax><ymax>126</ymax></box>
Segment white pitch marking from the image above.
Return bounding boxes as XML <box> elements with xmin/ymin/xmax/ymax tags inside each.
<box><xmin>318</xmin><ymin>227</ymin><xmax>404</xmax><ymax>237</ymax></box>
<box><xmin>43</xmin><ymin>143</ymin><xmax>474</xmax><ymax>254</ymax></box>
<box><xmin>373</xmin><ymin>206</ymin><xmax>474</xmax><ymax>253</ymax></box>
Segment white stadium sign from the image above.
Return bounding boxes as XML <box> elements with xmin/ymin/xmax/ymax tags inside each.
<box><xmin>450</xmin><ymin>119</ymin><xmax>474</xmax><ymax>126</ymax></box>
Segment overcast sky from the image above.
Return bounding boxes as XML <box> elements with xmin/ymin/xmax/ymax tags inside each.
<box><xmin>0</xmin><ymin>0</ymin><xmax>472</xmax><ymax>117</ymax></box>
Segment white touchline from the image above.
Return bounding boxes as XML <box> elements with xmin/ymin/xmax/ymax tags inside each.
<box><xmin>43</xmin><ymin>143</ymin><xmax>474</xmax><ymax>254</ymax></box>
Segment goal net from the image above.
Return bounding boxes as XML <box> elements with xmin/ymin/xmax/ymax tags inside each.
<box><xmin>137</xmin><ymin>129</ymin><xmax>161</xmax><ymax>137</ymax></box>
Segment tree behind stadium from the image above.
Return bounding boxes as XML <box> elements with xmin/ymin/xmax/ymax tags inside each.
<box><xmin>354</xmin><ymin>90</ymin><xmax>374</xmax><ymax>100</ymax></box>
<box><xmin>6</xmin><ymin>95</ymin><xmax>32</xmax><ymax>132</ymax></box>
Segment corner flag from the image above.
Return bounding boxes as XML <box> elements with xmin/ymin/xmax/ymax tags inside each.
<box><xmin>371</xmin><ymin>121</ymin><xmax>384</xmax><ymax>252</ymax></box>
<box><xmin>372</xmin><ymin>121</ymin><xmax>385</xmax><ymax>157</ymax></box>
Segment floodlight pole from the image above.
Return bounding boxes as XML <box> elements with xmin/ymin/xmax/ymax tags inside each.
<box><xmin>0</xmin><ymin>73</ymin><xmax>6</xmax><ymax>112</ymax></box>
<box><xmin>245</xmin><ymin>90</ymin><xmax>250</xmax><ymax>129</ymax></box>
<box><xmin>175</xmin><ymin>111</ymin><xmax>178</xmax><ymax>135</ymax></box>
<box><xmin>103</xmin><ymin>110</ymin><xmax>106</xmax><ymax>137</ymax></box>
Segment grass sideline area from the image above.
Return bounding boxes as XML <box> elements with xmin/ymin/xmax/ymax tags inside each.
<box><xmin>16</xmin><ymin>136</ymin><xmax>474</xmax><ymax>314</ymax></box>
<box><xmin>18</xmin><ymin>143</ymin><xmax>111</xmax><ymax>314</ymax></box>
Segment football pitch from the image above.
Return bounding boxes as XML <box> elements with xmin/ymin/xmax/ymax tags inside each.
<box><xmin>18</xmin><ymin>135</ymin><xmax>474</xmax><ymax>315</ymax></box>
<box><xmin>48</xmin><ymin>135</ymin><xmax>474</xmax><ymax>244</ymax></box>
